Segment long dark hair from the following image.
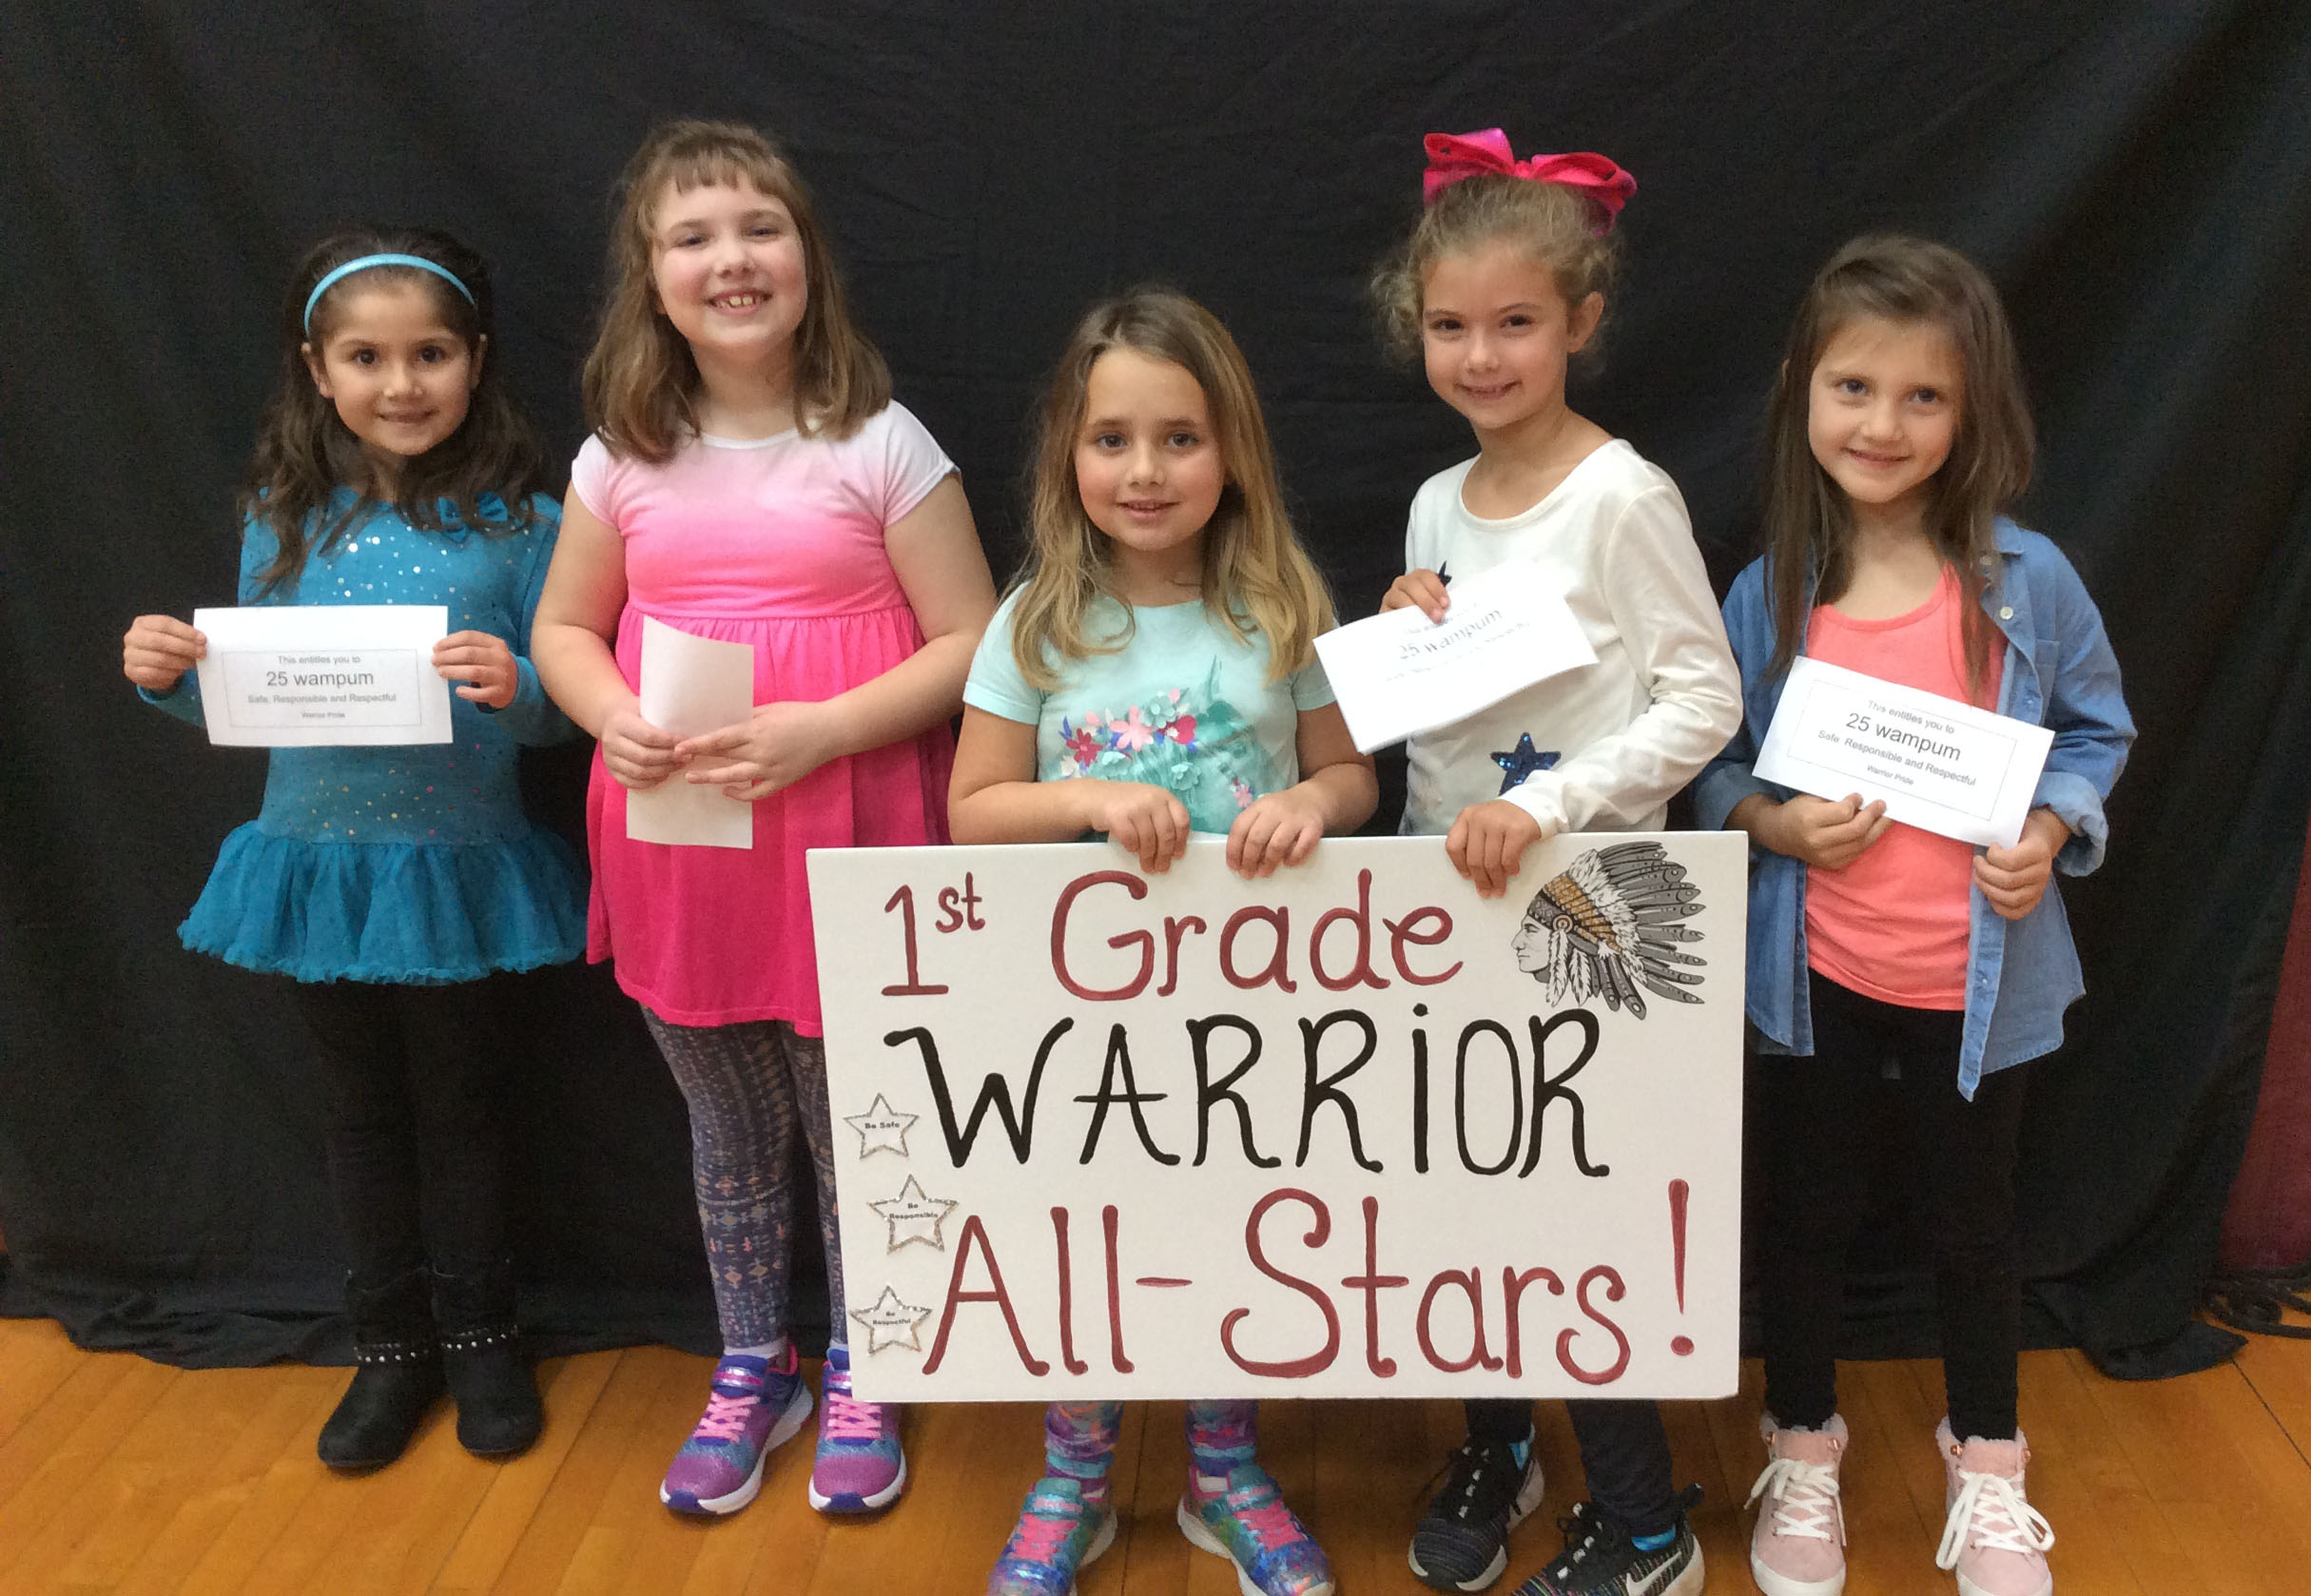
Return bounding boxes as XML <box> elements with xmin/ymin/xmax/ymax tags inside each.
<box><xmin>243</xmin><ymin>226</ymin><xmax>546</xmax><ymax>595</ymax></box>
<box><xmin>1760</xmin><ymin>235</ymin><xmax>2034</xmax><ymax>699</ymax></box>
<box><xmin>584</xmin><ymin>120</ymin><xmax>891</xmax><ymax>462</ymax></box>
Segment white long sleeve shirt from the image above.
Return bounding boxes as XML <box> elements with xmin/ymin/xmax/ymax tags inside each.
<box><xmin>1400</xmin><ymin>440</ymin><xmax>1741</xmax><ymax>837</ymax></box>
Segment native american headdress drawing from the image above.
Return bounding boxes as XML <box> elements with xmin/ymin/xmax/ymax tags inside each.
<box><xmin>1514</xmin><ymin>841</ymin><xmax>1706</xmax><ymax>1020</ymax></box>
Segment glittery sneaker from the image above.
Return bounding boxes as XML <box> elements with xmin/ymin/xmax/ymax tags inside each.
<box><xmin>658</xmin><ymin>1346</ymin><xmax>812</xmax><ymax>1516</ymax></box>
<box><xmin>1933</xmin><ymin>1419</ymin><xmax>2053</xmax><ymax>1596</ymax></box>
<box><xmin>1408</xmin><ymin>1431</ymin><xmax>1546</xmax><ymax>1590</ymax></box>
<box><xmin>1748</xmin><ymin>1412</ymin><xmax>1848</xmax><ymax>1596</ymax></box>
<box><xmin>808</xmin><ymin>1344</ymin><xmax>906</xmax><ymax>1512</ymax></box>
<box><xmin>988</xmin><ymin>1475</ymin><xmax>1116</xmax><ymax>1596</ymax></box>
<box><xmin>1511</xmin><ymin>1489</ymin><xmax>1703</xmax><ymax>1596</ymax></box>
<box><xmin>1175</xmin><ymin>1462</ymin><xmax>1336</xmax><ymax>1596</ymax></box>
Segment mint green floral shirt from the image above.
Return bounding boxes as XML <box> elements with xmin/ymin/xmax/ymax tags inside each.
<box><xmin>964</xmin><ymin>591</ymin><xmax>1336</xmax><ymax>833</ymax></box>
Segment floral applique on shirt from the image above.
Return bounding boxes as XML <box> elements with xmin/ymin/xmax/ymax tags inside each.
<box><xmin>1047</xmin><ymin>665</ymin><xmax>1281</xmax><ymax>832</ymax></box>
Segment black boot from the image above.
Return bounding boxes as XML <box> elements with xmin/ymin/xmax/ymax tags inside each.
<box><xmin>433</xmin><ymin>1260</ymin><xmax>541</xmax><ymax>1457</ymax></box>
<box><xmin>317</xmin><ymin>1268</ymin><xmax>446</xmax><ymax>1469</ymax></box>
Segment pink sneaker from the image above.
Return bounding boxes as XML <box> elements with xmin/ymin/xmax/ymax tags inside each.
<box><xmin>1933</xmin><ymin>1419</ymin><xmax>2053</xmax><ymax>1596</ymax></box>
<box><xmin>1747</xmin><ymin>1412</ymin><xmax>1848</xmax><ymax>1596</ymax></box>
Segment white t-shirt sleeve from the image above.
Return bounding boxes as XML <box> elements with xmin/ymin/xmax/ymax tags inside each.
<box><xmin>568</xmin><ymin>435</ymin><xmax>618</xmax><ymax>526</ymax></box>
<box><xmin>961</xmin><ymin>590</ymin><xmax>1043</xmax><ymax>725</ymax></box>
<box><xmin>1500</xmin><ymin>483</ymin><xmax>1742</xmax><ymax>833</ymax></box>
<box><xmin>870</xmin><ymin>402</ymin><xmax>959</xmax><ymax>526</ymax></box>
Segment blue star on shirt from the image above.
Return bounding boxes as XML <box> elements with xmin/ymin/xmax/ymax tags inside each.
<box><xmin>1493</xmin><ymin>733</ymin><xmax>1559</xmax><ymax>794</ymax></box>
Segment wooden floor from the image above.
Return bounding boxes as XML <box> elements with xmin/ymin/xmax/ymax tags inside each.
<box><xmin>4</xmin><ymin>1313</ymin><xmax>2309</xmax><ymax>1594</ymax></box>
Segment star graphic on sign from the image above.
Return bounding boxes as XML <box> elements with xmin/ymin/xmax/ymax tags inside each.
<box><xmin>849</xmin><ymin>1286</ymin><xmax>933</xmax><ymax>1354</ymax></box>
<box><xmin>844</xmin><ymin>1094</ymin><xmax>919</xmax><ymax>1159</ymax></box>
<box><xmin>869</xmin><ymin>1176</ymin><xmax>959</xmax><ymax>1252</ymax></box>
<box><xmin>1493</xmin><ymin>733</ymin><xmax>1560</xmax><ymax>794</ymax></box>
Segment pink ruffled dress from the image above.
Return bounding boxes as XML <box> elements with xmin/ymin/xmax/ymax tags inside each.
<box><xmin>570</xmin><ymin>403</ymin><xmax>957</xmax><ymax>1033</ymax></box>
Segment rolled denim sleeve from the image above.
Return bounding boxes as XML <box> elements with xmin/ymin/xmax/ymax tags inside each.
<box><xmin>2030</xmin><ymin>555</ymin><xmax>2133</xmax><ymax>876</ymax></box>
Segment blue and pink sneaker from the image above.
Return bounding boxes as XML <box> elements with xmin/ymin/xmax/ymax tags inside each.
<box><xmin>659</xmin><ymin>1346</ymin><xmax>813</xmax><ymax>1516</ymax></box>
<box><xmin>1176</xmin><ymin>1462</ymin><xmax>1337</xmax><ymax>1596</ymax></box>
<box><xmin>989</xmin><ymin>1476</ymin><xmax>1116</xmax><ymax>1596</ymax></box>
<box><xmin>808</xmin><ymin>1344</ymin><xmax>907</xmax><ymax>1512</ymax></box>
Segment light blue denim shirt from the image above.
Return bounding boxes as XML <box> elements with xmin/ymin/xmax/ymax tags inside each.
<box><xmin>1692</xmin><ymin>519</ymin><xmax>2134</xmax><ymax>1098</ymax></box>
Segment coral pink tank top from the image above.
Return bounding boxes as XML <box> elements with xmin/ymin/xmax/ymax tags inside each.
<box><xmin>1802</xmin><ymin>567</ymin><xmax>2004</xmax><ymax>1009</ymax></box>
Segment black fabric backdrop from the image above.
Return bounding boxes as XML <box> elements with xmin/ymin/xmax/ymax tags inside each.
<box><xmin>2</xmin><ymin>1</ymin><xmax>2306</xmax><ymax>1372</ymax></box>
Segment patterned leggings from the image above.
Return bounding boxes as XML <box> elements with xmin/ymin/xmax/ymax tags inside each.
<box><xmin>643</xmin><ymin>1012</ymin><xmax>846</xmax><ymax>1350</ymax></box>
<box><xmin>1043</xmin><ymin>1398</ymin><xmax>1258</xmax><ymax>1502</ymax></box>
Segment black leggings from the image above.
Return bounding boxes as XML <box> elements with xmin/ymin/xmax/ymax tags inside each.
<box><xmin>1758</xmin><ymin>971</ymin><xmax>2029</xmax><ymax>1440</ymax></box>
<box><xmin>294</xmin><ymin>978</ymin><xmax>512</xmax><ymax>1287</ymax></box>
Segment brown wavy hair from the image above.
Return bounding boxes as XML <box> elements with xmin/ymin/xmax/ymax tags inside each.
<box><xmin>1370</xmin><ymin>174</ymin><xmax>1622</xmax><ymax>364</ymax></box>
<box><xmin>1011</xmin><ymin>288</ymin><xmax>1333</xmax><ymax>691</ymax></box>
<box><xmin>583</xmin><ymin>119</ymin><xmax>890</xmax><ymax>461</ymax></box>
<box><xmin>243</xmin><ymin>226</ymin><xmax>545</xmax><ymax>595</ymax></box>
<box><xmin>1760</xmin><ymin>235</ymin><xmax>2034</xmax><ymax>700</ymax></box>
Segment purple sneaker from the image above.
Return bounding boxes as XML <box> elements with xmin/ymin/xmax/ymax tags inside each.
<box><xmin>808</xmin><ymin>1344</ymin><xmax>906</xmax><ymax>1512</ymax></box>
<box><xmin>659</xmin><ymin>1346</ymin><xmax>813</xmax><ymax>1516</ymax></box>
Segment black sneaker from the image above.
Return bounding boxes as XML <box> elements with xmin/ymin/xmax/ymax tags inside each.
<box><xmin>1408</xmin><ymin>1433</ymin><xmax>1547</xmax><ymax>1591</ymax></box>
<box><xmin>1511</xmin><ymin>1488</ymin><xmax>1704</xmax><ymax>1596</ymax></box>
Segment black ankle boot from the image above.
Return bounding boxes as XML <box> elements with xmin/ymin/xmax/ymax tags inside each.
<box><xmin>433</xmin><ymin>1260</ymin><xmax>541</xmax><ymax>1457</ymax></box>
<box><xmin>317</xmin><ymin>1268</ymin><xmax>445</xmax><ymax>1469</ymax></box>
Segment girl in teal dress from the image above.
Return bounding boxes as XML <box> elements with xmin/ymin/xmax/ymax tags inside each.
<box><xmin>122</xmin><ymin>226</ymin><xmax>585</xmax><ymax>1470</ymax></box>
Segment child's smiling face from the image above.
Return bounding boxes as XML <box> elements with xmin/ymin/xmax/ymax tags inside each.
<box><xmin>648</xmin><ymin>176</ymin><xmax>808</xmax><ymax>373</ymax></box>
<box><xmin>1806</xmin><ymin>315</ymin><xmax>1964</xmax><ymax>521</ymax></box>
<box><xmin>301</xmin><ymin>280</ymin><xmax>480</xmax><ymax>487</ymax></box>
<box><xmin>1073</xmin><ymin>346</ymin><xmax>1225</xmax><ymax>601</ymax></box>
<box><xmin>1420</xmin><ymin>240</ymin><xmax>1601</xmax><ymax>438</ymax></box>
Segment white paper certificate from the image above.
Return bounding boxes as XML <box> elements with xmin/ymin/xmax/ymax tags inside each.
<box><xmin>626</xmin><ymin>616</ymin><xmax>756</xmax><ymax>849</ymax></box>
<box><xmin>1754</xmin><ymin>657</ymin><xmax>2054</xmax><ymax>848</ymax></box>
<box><xmin>192</xmin><ymin>605</ymin><xmax>452</xmax><ymax>746</ymax></box>
<box><xmin>1313</xmin><ymin>560</ymin><xmax>1598</xmax><ymax>752</ymax></box>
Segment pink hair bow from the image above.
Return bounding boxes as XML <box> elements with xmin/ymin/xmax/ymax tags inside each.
<box><xmin>1421</xmin><ymin>129</ymin><xmax>1637</xmax><ymax>231</ymax></box>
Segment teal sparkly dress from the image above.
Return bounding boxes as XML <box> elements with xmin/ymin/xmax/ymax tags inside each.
<box><xmin>140</xmin><ymin>492</ymin><xmax>587</xmax><ymax>983</ymax></box>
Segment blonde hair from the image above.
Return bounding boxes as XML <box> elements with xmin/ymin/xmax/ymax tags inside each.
<box><xmin>1371</xmin><ymin>175</ymin><xmax>1621</xmax><ymax>361</ymax></box>
<box><xmin>1760</xmin><ymin>235</ymin><xmax>2034</xmax><ymax>701</ymax></box>
<box><xmin>583</xmin><ymin>119</ymin><xmax>890</xmax><ymax>462</ymax></box>
<box><xmin>1011</xmin><ymin>288</ymin><xmax>1333</xmax><ymax>691</ymax></box>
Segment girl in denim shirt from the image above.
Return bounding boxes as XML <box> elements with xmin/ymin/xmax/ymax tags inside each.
<box><xmin>1694</xmin><ymin>237</ymin><xmax>2131</xmax><ymax>1596</ymax></box>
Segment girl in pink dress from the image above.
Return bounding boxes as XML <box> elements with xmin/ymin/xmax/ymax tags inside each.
<box><xmin>534</xmin><ymin>119</ymin><xmax>996</xmax><ymax>1520</ymax></box>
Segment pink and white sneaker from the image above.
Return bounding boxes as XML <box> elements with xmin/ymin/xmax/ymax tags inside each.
<box><xmin>1933</xmin><ymin>1418</ymin><xmax>2054</xmax><ymax>1596</ymax></box>
<box><xmin>1747</xmin><ymin>1411</ymin><xmax>1848</xmax><ymax>1596</ymax></box>
<box><xmin>808</xmin><ymin>1344</ymin><xmax>906</xmax><ymax>1512</ymax></box>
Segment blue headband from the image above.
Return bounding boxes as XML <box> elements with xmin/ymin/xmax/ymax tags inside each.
<box><xmin>302</xmin><ymin>253</ymin><xmax>476</xmax><ymax>336</ymax></box>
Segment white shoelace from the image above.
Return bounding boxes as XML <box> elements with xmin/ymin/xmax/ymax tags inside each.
<box><xmin>1935</xmin><ymin>1468</ymin><xmax>2055</xmax><ymax>1568</ymax></box>
<box><xmin>1747</xmin><ymin>1453</ymin><xmax>1845</xmax><ymax>1544</ymax></box>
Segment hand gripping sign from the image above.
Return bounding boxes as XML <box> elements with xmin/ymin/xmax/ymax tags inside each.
<box><xmin>807</xmin><ymin>832</ymin><xmax>1745</xmax><ymax>1402</ymax></box>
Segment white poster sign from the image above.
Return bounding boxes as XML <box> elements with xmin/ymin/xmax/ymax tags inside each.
<box><xmin>1313</xmin><ymin>561</ymin><xmax>1597</xmax><ymax>753</ymax></box>
<box><xmin>192</xmin><ymin>605</ymin><xmax>451</xmax><ymax>747</ymax></box>
<box><xmin>809</xmin><ymin>833</ymin><xmax>1745</xmax><ymax>1403</ymax></box>
<box><xmin>1754</xmin><ymin>657</ymin><xmax>2053</xmax><ymax>848</ymax></box>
